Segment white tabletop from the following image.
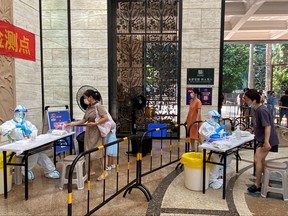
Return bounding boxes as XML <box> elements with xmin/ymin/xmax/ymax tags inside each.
<box><xmin>0</xmin><ymin>132</ymin><xmax>75</xmax><ymax>156</ymax></box>
<box><xmin>200</xmin><ymin>133</ymin><xmax>255</xmax><ymax>152</ymax></box>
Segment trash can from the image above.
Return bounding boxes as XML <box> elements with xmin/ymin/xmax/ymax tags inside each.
<box><xmin>0</xmin><ymin>153</ymin><xmax>14</xmax><ymax>194</ymax></box>
<box><xmin>180</xmin><ymin>152</ymin><xmax>213</xmax><ymax>191</ymax></box>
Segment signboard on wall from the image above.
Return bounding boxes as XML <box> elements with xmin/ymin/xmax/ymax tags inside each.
<box><xmin>0</xmin><ymin>20</ymin><xmax>35</xmax><ymax>61</ymax></box>
<box><xmin>187</xmin><ymin>68</ymin><xmax>214</xmax><ymax>85</ymax></box>
<box><xmin>186</xmin><ymin>87</ymin><xmax>212</xmax><ymax>105</ymax></box>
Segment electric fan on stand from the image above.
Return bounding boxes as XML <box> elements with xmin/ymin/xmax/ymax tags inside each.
<box><xmin>128</xmin><ymin>95</ymin><xmax>152</xmax><ymax>156</ymax></box>
<box><xmin>76</xmin><ymin>85</ymin><xmax>102</xmax><ymax>112</ymax></box>
<box><xmin>130</xmin><ymin>95</ymin><xmax>147</xmax><ymax>134</ymax></box>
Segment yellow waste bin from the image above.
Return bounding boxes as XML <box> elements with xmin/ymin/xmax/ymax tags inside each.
<box><xmin>180</xmin><ymin>152</ymin><xmax>213</xmax><ymax>191</ymax></box>
<box><xmin>0</xmin><ymin>153</ymin><xmax>14</xmax><ymax>194</ymax></box>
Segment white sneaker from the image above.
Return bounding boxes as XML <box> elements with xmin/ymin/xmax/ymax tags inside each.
<box><xmin>45</xmin><ymin>170</ymin><xmax>60</xmax><ymax>179</ymax></box>
<box><xmin>106</xmin><ymin>164</ymin><xmax>116</xmax><ymax>171</ymax></box>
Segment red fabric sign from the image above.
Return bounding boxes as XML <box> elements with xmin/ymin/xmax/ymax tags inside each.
<box><xmin>0</xmin><ymin>20</ymin><xmax>35</xmax><ymax>61</ymax></box>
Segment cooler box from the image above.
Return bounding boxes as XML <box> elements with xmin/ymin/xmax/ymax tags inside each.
<box><xmin>148</xmin><ymin>123</ymin><xmax>167</xmax><ymax>137</ymax></box>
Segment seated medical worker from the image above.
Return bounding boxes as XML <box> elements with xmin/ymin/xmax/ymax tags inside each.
<box><xmin>0</xmin><ymin>105</ymin><xmax>60</xmax><ymax>180</ymax></box>
<box><xmin>199</xmin><ymin>110</ymin><xmax>232</xmax><ymax>189</ymax></box>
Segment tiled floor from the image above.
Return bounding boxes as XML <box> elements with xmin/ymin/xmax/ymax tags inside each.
<box><xmin>1</xmin><ymin>128</ymin><xmax>288</xmax><ymax>216</ymax></box>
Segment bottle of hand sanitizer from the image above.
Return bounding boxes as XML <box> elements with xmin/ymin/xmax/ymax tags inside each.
<box><xmin>235</xmin><ymin>126</ymin><xmax>241</xmax><ymax>140</ymax></box>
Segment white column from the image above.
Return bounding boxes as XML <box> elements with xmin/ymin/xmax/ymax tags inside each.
<box><xmin>265</xmin><ymin>44</ymin><xmax>272</xmax><ymax>91</ymax></box>
<box><xmin>248</xmin><ymin>44</ymin><xmax>254</xmax><ymax>89</ymax></box>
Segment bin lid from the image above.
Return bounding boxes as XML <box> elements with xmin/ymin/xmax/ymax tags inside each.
<box><xmin>180</xmin><ymin>152</ymin><xmax>213</xmax><ymax>169</ymax></box>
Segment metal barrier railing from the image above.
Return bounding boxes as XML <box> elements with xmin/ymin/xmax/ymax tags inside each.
<box><xmin>67</xmin><ymin>123</ymin><xmax>187</xmax><ymax>216</ymax></box>
<box><xmin>222</xmin><ymin>104</ymin><xmax>288</xmax><ymax>128</ymax></box>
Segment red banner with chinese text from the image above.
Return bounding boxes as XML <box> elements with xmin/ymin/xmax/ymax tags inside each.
<box><xmin>0</xmin><ymin>20</ymin><xmax>35</xmax><ymax>61</ymax></box>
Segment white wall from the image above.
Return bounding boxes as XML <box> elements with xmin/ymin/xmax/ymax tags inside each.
<box><xmin>13</xmin><ymin>0</ymin><xmax>42</xmax><ymax>130</ymax></box>
<box><xmin>181</xmin><ymin>0</ymin><xmax>222</xmax><ymax>124</ymax></box>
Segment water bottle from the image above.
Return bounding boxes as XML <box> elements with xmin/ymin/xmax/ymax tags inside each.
<box><xmin>235</xmin><ymin>126</ymin><xmax>241</xmax><ymax>140</ymax></box>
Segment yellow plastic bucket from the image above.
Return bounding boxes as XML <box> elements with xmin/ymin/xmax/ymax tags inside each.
<box><xmin>180</xmin><ymin>152</ymin><xmax>213</xmax><ymax>168</ymax></box>
<box><xmin>180</xmin><ymin>152</ymin><xmax>213</xmax><ymax>191</ymax></box>
<box><xmin>0</xmin><ymin>153</ymin><xmax>15</xmax><ymax>194</ymax></box>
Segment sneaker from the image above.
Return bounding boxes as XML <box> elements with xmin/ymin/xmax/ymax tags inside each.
<box><xmin>247</xmin><ymin>184</ymin><xmax>261</xmax><ymax>193</ymax></box>
<box><xmin>106</xmin><ymin>166</ymin><xmax>112</xmax><ymax>171</ymax></box>
<box><xmin>97</xmin><ymin>172</ymin><xmax>108</xmax><ymax>181</ymax></box>
<box><xmin>45</xmin><ymin>170</ymin><xmax>60</xmax><ymax>179</ymax></box>
<box><xmin>111</xmin><ymin>164</ymin><xmax>116</xmax><ymax>169</ymax></box>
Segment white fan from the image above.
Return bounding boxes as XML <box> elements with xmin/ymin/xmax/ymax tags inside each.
<box><xmin>76</xmin><ymin>85</ymin><xmax>102</xmax><ymax>112</ymax></box>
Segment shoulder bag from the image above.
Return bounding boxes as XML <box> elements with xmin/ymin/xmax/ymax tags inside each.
<box><xmin>95</xmin><ymin>105</ymin><xmax>116</xmax><ymax>137</ymax></box>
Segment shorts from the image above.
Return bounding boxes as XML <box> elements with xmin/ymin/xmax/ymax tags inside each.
<box><xmin>257</xmin><ymin>143</ymin><xmax>278</xmax><ymax>152</ymax></box>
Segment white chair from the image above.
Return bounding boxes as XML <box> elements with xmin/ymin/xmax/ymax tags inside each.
<box><xmin>261</xmin><ymin>161</ymin><xmax>288</xmax><ymax>201</ymax></box>
<box><xmin>59</xmin><ymin>141</ymin><xmax>87</xmax><ymax>190</ymax></box>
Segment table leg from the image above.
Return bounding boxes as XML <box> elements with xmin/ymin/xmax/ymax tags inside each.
<box><xmin>53</xmin><ymin>142</ymin><xmax>57</xmax><ymax>166</ymax></box>
<box><xmin>24</xmin><ymin>155</ymin><xmax>28</xmax><ymax>200</ymax></box>
<box><xmin>222</xmin><ymin>152</ymin><xmax>227</xmax><ymax>200</ymax></box>
<box><xmin>202</xmin><ymin>149</ymin><xmax>206</xmax><ymax>194</ymax></box>
<box><xmin>236</xmin><ymin>150</ymin><xmax>239</xmax><ymax>173</ymax></box>
<box><xmin>253</xmin><ymin>140</ymin><xmax>256</xmax><ymax>176</ymax></box>
<box><xmin>69</xmin><ymin>135</ymin><xmax>73</xmax><ymax>155</ymax></box>
<box><xmin>3</xmin><ymin>151</ymin><xmax>7</xmax><ymax>198</ymax></box>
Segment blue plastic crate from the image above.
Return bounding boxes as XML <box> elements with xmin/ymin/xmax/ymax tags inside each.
<box><xmin>148</xmin><ymin>123</ymin><xmax>167</xmax><ymax>137</ymax></box>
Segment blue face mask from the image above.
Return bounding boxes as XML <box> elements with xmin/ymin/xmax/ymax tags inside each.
<box><xmin>214</xmin><ymin>118</ymin><xmax>219</xmax><ymax>123</ymax></box>
<box><xmin>249</xmin><ymin>103</ymin><xmax>255</xmax><ymax>109</ymax></box>
<box><xmin>19</xmin><ymin>113</ymin><xmax>26</xmax><ymax>119</ymax></box>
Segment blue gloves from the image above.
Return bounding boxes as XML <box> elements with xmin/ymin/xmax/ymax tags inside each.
<box><xmin>215</xmin><ymin>124</ymin><xmax>226</xmax><ymax>133</ymax></box>
<box><xmin>16</xmin><ymin>124</ymin><xmax>26</xmax><ymax>130</ymax></box>
<box><xmin>16</xmin><ymin>124</ymin><xmax>32</xmax><ymax>135</ymax></box>
<box><xmin>209</xmin><ymin>133</ymin><xmax>221</xmax><ymax>139</ymax></box>
<box><xmin>25</xmin><ymin>129</ymin><xmax>32</xmax><ymax>135</ymax></box>
<box><xmin>222</xmin><ymin>131</ymin><xmax>231</xmax><ymax>136</ymax></box>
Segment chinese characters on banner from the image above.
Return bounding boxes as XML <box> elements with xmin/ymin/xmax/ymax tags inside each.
<box><xmin>0</xmin><ymin>20</ymin><xmax>35</xmax><ymax>61</ymax></box>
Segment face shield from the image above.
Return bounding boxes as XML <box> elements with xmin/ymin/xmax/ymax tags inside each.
<box><xmin>14</xmin><ymin>105</ymin><xmax>28</xmax><ymax>123</ymax></box>
<box><xmin>208</xmin><ymin>110</ymin><xmax>221</xmax><ymax>123</ymax></box>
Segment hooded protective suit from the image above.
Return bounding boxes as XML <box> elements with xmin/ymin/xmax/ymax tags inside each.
<box><xmin>0</xmin><ymin>105</ymin><xmax>60</xmax><ymax>180</ymax></box>
<box><xmin>199</xmin><ymin>110</ymin><xmax>232</xmax><ymax>189</ymax></box>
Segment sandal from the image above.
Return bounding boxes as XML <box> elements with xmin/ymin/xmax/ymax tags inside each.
<box><xmin>247</xmin><ymin>184</ymin><xmax>261</xmax><ymax>193</ymax></box>
<box><xmin>97</xmin><ymin>172</ymin><xmax>108</xmax><ymax>181</ymax></box>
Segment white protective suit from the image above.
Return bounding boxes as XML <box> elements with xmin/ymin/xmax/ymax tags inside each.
<box><xmin>0</xmin><ymin>105</ymin><xmax>59</xmax><ymax>180</ymax></box>
<box><xmin>199</xmin><ymin>110</ymin><xmax>232</xmax><ymax>189</ymax></box>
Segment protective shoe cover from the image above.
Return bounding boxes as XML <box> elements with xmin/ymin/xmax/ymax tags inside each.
<box><xmin>45</xmin><ymin>170</ymin><xmax>60</xmax><ymax>179</ymax></box>
<box><xmin>209</xmin><ymin>179</ymin><xmax>223</xmax><ymax>189</ymax></box>
<box><xmin>22</xmin><ymin>170</ymin><xmax>35</xmax><ymax>180</ymax></box>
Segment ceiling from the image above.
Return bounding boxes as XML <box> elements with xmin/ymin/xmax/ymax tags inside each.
<box><xmin>225</xmin><ymin>0</ymin><xmax>288</xmax><ymax>41</ymax></box>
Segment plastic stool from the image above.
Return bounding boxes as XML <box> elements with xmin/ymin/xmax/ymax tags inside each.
<box><xmin>59</xmin><ymin>155</ymin><xmax>87</xmax><ymax>190</ymax></box>
<box><xmin>261</xmin><ymin>161</ymin><xmax>288</xmax><ymax>201</ymax></box>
